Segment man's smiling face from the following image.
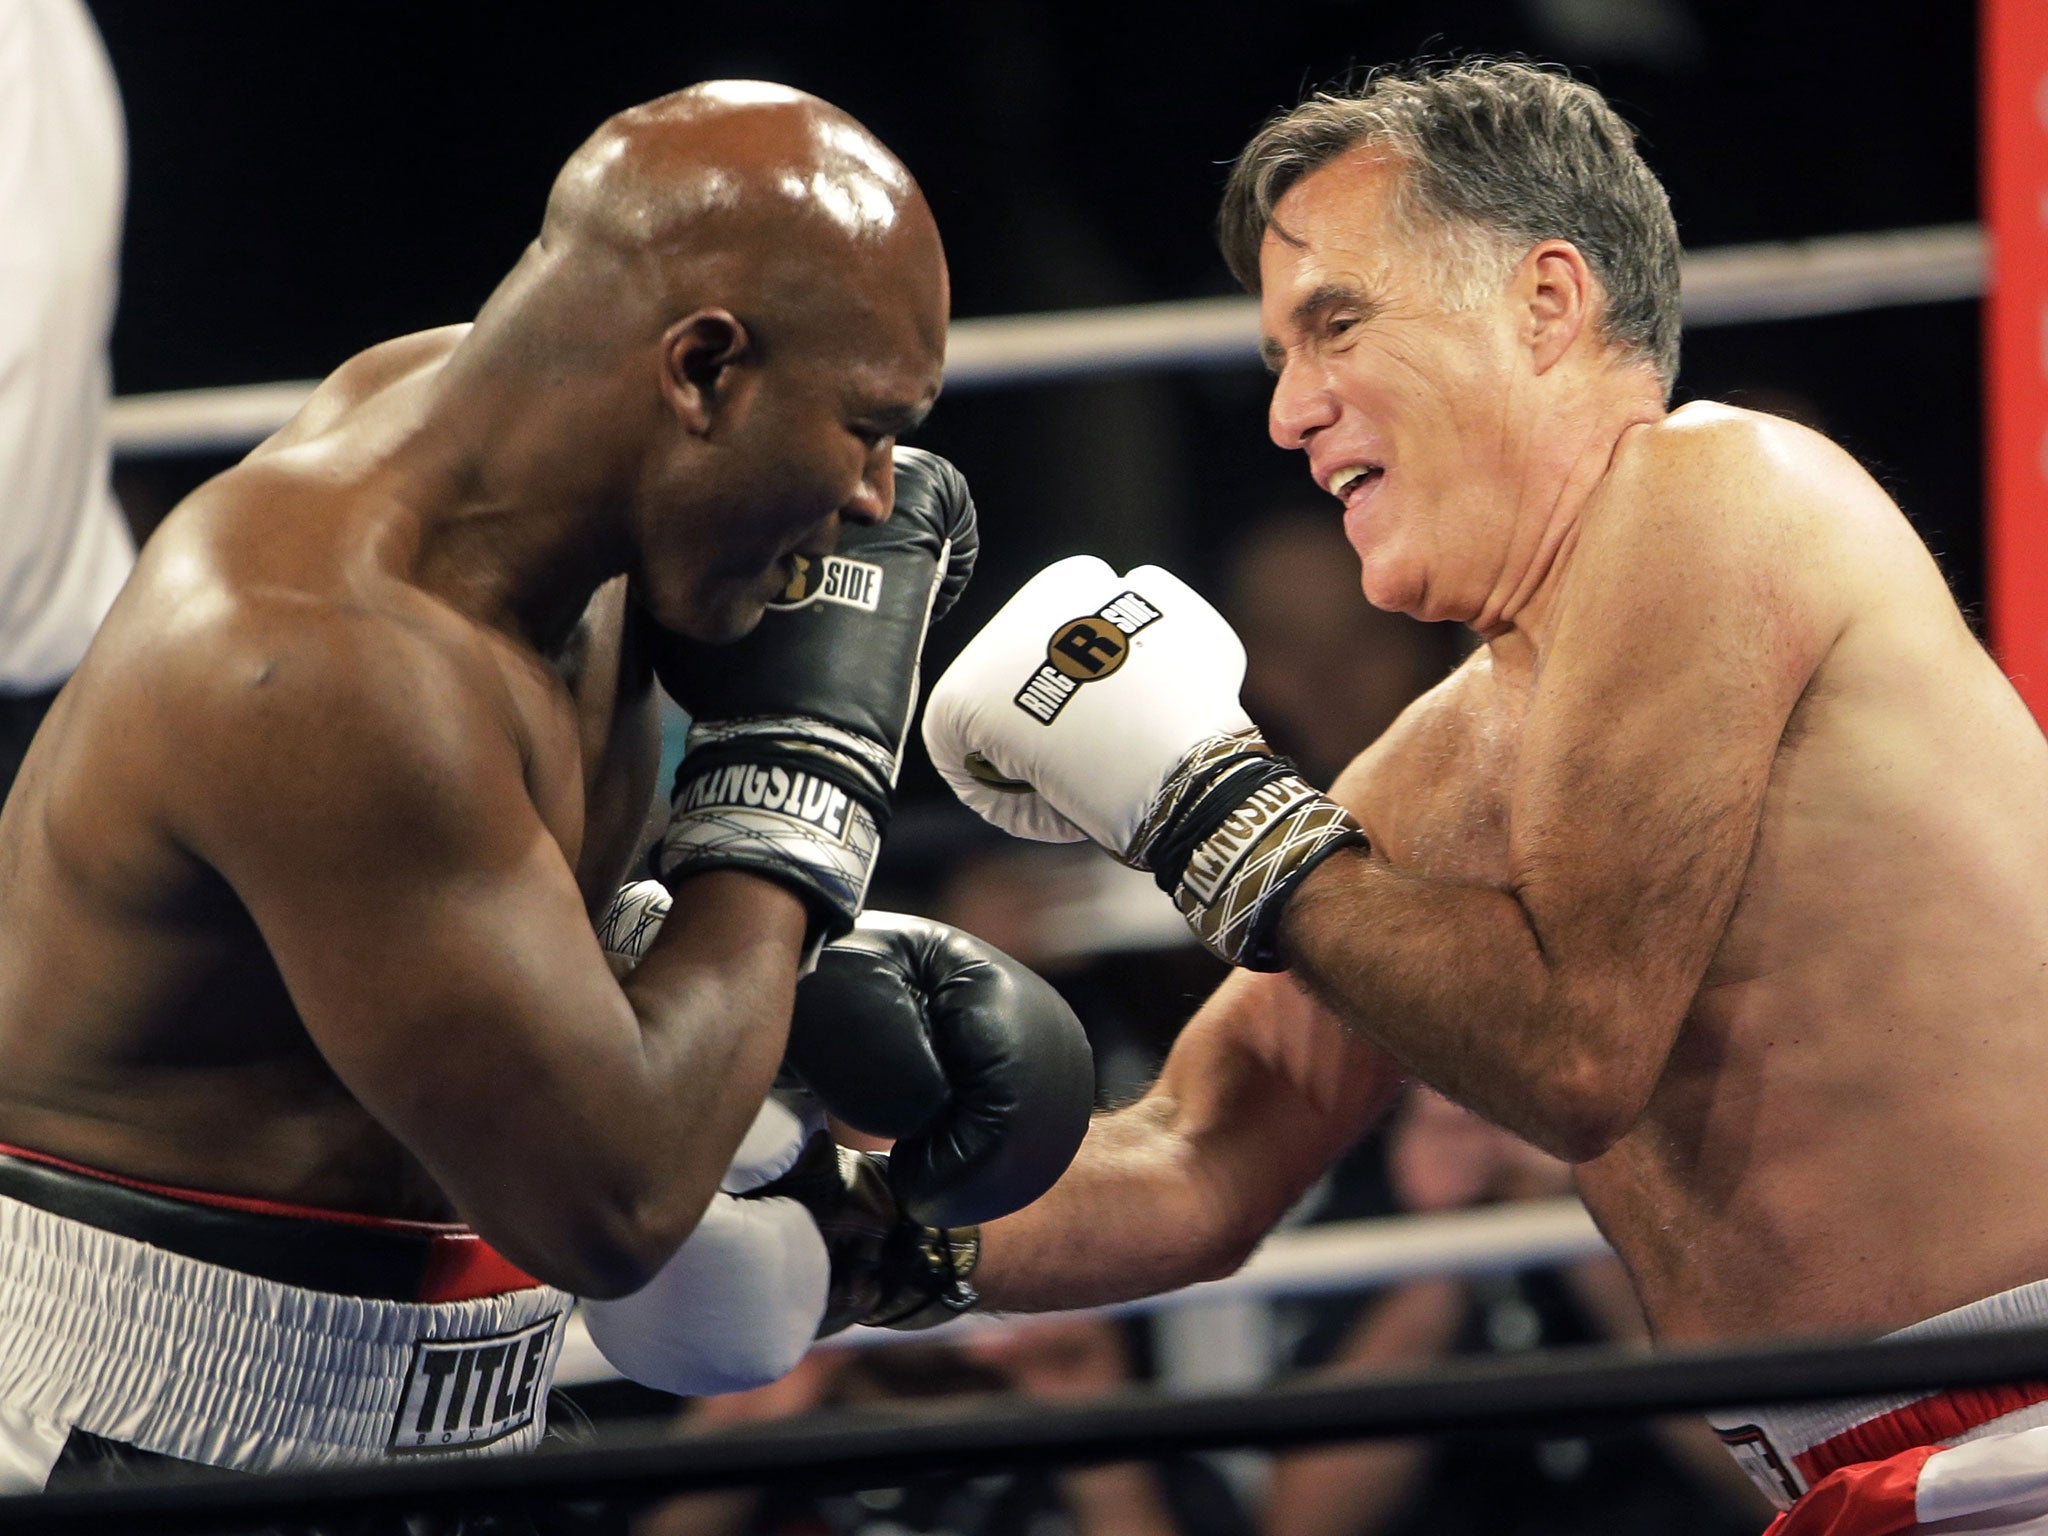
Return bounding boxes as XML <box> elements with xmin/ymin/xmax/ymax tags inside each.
<box><xmin>1258</xmin><ymin>147</ymin><xmax>1533</xmax><ymax>625</ymax></box>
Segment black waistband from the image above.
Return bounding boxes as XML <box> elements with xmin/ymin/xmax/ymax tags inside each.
<box><xmin>0</xmin><ymin>1151</ymin><xmax>447</xmax><ymax>1302</ymax></box>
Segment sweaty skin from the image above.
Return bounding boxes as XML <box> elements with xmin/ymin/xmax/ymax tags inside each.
<box><xmin>0</xmin><ymin>83</ymin><xmax>947</xmax><ymax>1299</ymax></box>
<box><xmin>973</xmin><ymin>146</ymin><xmax>2048</xmax><ymax>1345</ymax></box>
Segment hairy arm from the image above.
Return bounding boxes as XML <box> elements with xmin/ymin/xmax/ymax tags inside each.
<box><xmin>1281</xmin><ymin>418</ymin><xmax>1849</xmax><ymax>1159</ymax></box>
<box><xmin>974</xmin><ymin>965</ymin><xmax>1399</xmax><ymax>1311</ymax></box>
<box><xmin>173</xmin><ymin>604</ymin><xmax>805</xmax><ymax>1297</ymax></box>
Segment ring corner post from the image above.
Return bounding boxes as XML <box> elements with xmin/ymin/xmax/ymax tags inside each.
<box><xmin>1984</xmin><ymin>0</ymin><xmax>2048</xmax><ymax>720</ymax></box>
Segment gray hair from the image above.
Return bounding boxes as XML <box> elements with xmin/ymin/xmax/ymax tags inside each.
<box><xmin>1218</xmin><ymin>60</ymin><xmax>1681</xmax><ymax>392</ymax></box>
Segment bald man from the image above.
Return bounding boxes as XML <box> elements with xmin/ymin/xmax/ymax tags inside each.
<box><xmin>0</xmin><ymin>84</ymin><xmax>960</xmax><ymax>1499</ymax></box>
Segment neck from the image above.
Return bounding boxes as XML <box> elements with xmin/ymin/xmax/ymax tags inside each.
<box><xmin>1471</xmin><ymin>363</ymin><xmax>1665</xmax><ymax>659</ymax></box>
<box><xmin>392</xmin><ymin>313</ymin><xmax>641</xmax><ymax>658</ymax></box>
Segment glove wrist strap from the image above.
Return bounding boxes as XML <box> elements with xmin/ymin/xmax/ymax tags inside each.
<box><xmin>866</xmin><ymin>1223</ymin><xmax>981</xmax><ymax>1329</ymax></box>
<box><xmin>659</xmin><ymin>717</ymin><xmax>894</xmax><ymax>944</ymax></box>
<box><xmin>1134</xmin><ymin>730</ymin><xmax>1369</xmax><ymax>971</ymax></box>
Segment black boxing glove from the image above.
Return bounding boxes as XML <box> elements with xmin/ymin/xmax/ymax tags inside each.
<box><xmin>747</xmin><ymin>1130</ymin><xmax>981</xmax><ymax>1335</ymax></box>
<box><xmin>654</xmin><ymin>448</ymin><xmax>979</xmax><ymax>951</ymax></box>
<box><xmin>601</xmin><ymin>882</ymin><xmax>1088</xmax><ymax>1230</ymax></box>
<box><xmin>788</xmin><ymin>912</ymin><xmax>1095</xmax><ymax>1228</ymax></box>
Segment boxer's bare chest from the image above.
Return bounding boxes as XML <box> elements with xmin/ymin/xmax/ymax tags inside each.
<box><xmin>516</xmin><ymin>578</ymin><xmax>662</xmax><ymax>910</ymax></box>
<box><xmin>0</xmin><ymin>576</ymin><xmax>659</xmax><ymax>1199</ymax></box>
<box><xmin>1364</xmin><ymin>655</ymin><xmax>1527</xmax><ymax>886</ymax></box>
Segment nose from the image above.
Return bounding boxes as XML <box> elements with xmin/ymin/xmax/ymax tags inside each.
<box><xmin>843</xmin><ymin>445</ymin><xmax>894</xmax><ymax>527</ymax></box>
<box><xmin>1267</xmin><ymin>358</ymin><xmax>1340</xmax><ymax>452</ymax></box>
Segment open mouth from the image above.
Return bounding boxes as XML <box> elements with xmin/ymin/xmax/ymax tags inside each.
<box><xmin>1329</xmin><ymin>465</ymin><xmax>1385</xmax><ymax>505</ymax></box>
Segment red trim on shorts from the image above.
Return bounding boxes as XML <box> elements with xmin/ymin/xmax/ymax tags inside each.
<box><xmin>1769</xmin><ymin>1445</ymin><xmax>1938</xmax><ymax>1536</ymax></box>
<box><xmin>1794</xmin><ymin>1383</ymin><xmax>2048</xmax><ymax>1485</ymax></box>
<box><xmin>0</xmin><ymin>1139</ymin><xmax>541</xmax><ymax>1302</ymax></box>
<box><xmin>414</xmin><ymin>1235</ymin><xmax>546</xmax><ymax>1304</ymax></box>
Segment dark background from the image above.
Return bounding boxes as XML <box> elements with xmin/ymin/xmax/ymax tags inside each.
<box><xmin>87</xmin><ymin>0</ymin><xmax>1984</xmax><ymax>687</ymax></box>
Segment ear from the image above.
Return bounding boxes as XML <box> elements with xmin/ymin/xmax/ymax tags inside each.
<box><xmin>1521</xmin><ymin>240</ymin><xmax>1595</xmax><ymax>375</ymax></box>
<box><xmin>660</xmin><ymin>309</ymin><xmax>752</xmax><ymax>436</ymax></box>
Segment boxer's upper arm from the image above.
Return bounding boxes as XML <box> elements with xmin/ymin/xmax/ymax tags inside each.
<box><xmin>1507</xmin><ymin>419</ymin><xmax>1850</xmax><ymax>1119</ymax></box>
<box><xmin>167</xmin><ymin>609</ymin><xmax>752</xmax><ymax>1292</ymax></box>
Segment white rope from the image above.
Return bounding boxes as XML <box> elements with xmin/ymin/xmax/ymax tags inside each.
<box><xmin>1677</xmin><ymin>221</ymin><xmax>1984</xmax><ymax>326</ymax></box>
<box><xmin>1124</xmin><ymin>1195</ymin><xmax>1606</xmax><ymax>1310</ymax></box>
<box><xmin>110</xmin><ymin>223</ymin><xmax>1984</xmax><ymax>458</ymax></box>
<box><xmin>552</xmin><ymin>1196</ymin><xmax>1607</xmax><ymax>1385</ymax></box>
<box><xmin>109</xmin><ymin>380</ymin><xmax>322</xmax><ymax>458</ymax></box>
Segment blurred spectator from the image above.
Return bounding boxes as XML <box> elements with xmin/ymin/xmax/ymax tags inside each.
<box><xmin>1264</xmin><ymin>1086</ymin><xmax>1771</xmax><ymax>1536</ymax></box>
<box><xmin>0</xmin><ymin>0</ymin><xmax>134</xmax><ymax>802</ymax></box>
<box><xmin>1224</xmin><ymin>507</ymin><xmax>1463</xmax><ymax>788</ymax></box>
<box><xmin>636</xmin><ymin>1319</ymin><xmax>1250</xmax><ymax>1536</ymax></box>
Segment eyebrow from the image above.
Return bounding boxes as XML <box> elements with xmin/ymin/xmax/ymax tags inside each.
<box><xmin>867</xmin><ymin>395</ymin><xmax>936</xmax><ymax>437</ymax></box>
<box><xmin>1258</xmin><ymin>280</ymin><xmax>1382</xmax><ymax>373</ymax></box>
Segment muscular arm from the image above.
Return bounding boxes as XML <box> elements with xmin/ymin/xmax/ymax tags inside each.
<box><xmin>974</xmin><ymin>967</ymin><xmax>1398</xmax><ymax>1311</ymax></box>
<box><xmin>173</xmin><ymin>603</ymin><xmax>805</xmax><ymax>1297</ymax></box>
<box><xmin>1281</xmin><ymin>418</ymin><xmax>1852</xmax><ymax>1159</ymax></box>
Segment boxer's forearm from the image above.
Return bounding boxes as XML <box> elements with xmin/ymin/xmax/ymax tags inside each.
<box><xmin>972</xmin><ymin>1098</ymin><xmax>1267</xmax><ymax>1311</ymax></box>
<box><xmin>474</xmin><ymin>870</ymin><xmax>805</xmax><ymax>1295</ymax></box>
<box><xmin>1280</xmin><ymin>851</ymin><xmax>1664</xmax><ymax>1162</ymax></box>
<box><xmin>976</xmin><ymin>978</ymin><xmax>1388</xmax><ymax>1310</ymax></box>
<box><xmin>620</xmin><ymin>872</ymin><xmax>806</xmax><ymax>1175</ymax></box>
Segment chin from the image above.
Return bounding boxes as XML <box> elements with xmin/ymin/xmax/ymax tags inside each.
<box><xmin>1355</xmin><ymin>556</ymin><xmax>1427</xmax><ymax>619</ymax></box>
<box><xmin>689</xmin><ymin>601</ymin><xmax>766</xmax><ymax>645</ymax></box>
<box><xmin>643</xmin><ymin>581</ymin><xmax>752</xmax><ymax>643</ymax></box>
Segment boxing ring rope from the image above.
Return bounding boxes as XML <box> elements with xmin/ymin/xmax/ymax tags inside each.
<box><xmin>106</xmin><ymin>222</ymin><xmax>1984</xmax><ymax>457</ymax></box>
<box><xmin>550</xmin><ymin>1197</ymin><xmax>1607</xmax><ymax>1383</ymax></box>
<box><xmin>8</xmin><ymin>1323</ymin><xmax>2048</xmax><ymax>1532</ymax></box>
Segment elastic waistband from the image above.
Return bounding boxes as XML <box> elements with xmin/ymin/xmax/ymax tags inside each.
<box><xmin>0</xmin><ymin>1143</ymin><xmax>538</xmax><ymax>1303</ymax></box>
<box><xmin>0</xmin><ymin>1191</ymin><xmax>572</xmax><ymax>1472</ymax></box>
<box><xmin>1711</xmin><ymin>1279</ymin><xmax>2048</xmax><ymax>1508</ymax></box>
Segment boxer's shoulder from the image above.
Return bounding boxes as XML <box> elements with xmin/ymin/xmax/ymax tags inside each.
<box><xmin>249</xmin><ymin>325</ymin><xmax>471</xmax><ymax>459</ymax></box>
<box><xmin>1554</xmin><ymin>403</ymin><xmax>1890</xmax><ymax>663</ymax></box>
<box><xmin>1600</xmin><ymin>402</ymin><xmax>1901</xmax><ymax>556</ymax></box>
<box><xmin>115</xmin><ymin>533</ymin><xmax>572</xmax><ymax>873</ymax></box>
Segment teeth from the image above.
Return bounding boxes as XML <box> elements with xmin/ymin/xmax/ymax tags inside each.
<box><xmin>1330</xmin><ymin>466</ymin><xmax>1377</xmax><ymax>497</ymax></box>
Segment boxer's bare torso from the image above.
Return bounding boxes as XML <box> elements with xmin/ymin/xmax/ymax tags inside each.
<box><xmin>0</xmin><ymin>328</ymin><xmax>661</xmax><ymax>1220</ymax></box>
<box><xmin>972</xmin><ymin>401</ymin><xmax>2048</xmax><ymax>1345</ymax></box>
<box><xmin>1334</xmin><ymin>401</ymin><xmax>2048</xmax><ymax>1342</ymax></box>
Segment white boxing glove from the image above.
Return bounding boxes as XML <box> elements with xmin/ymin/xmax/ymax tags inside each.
<box><xmin>922</xmin><ymin>557</ymin><xmax>1366</xmax><ymax>971</ymax></box>
<box><xmin>579</xmin><ymin>1092</ymin><xmax>831</xmax><ymax>1396</ymax></box>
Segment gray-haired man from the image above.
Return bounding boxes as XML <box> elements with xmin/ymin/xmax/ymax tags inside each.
<box><xmin>923</xmin><ymin>60</ymin><xmax>2048</xmax><ymax>1533</ymax></box>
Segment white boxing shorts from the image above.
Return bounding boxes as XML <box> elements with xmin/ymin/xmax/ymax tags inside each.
<box><xmin>1712</xmin><ymin>1279</ymin><xmax>2048</xmax><ymax>1534</ymax></box>
<box><xmin>0</xmin><ymin>1142</ymin><xmax>572</xmax><ymax>1494</ymax></box>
